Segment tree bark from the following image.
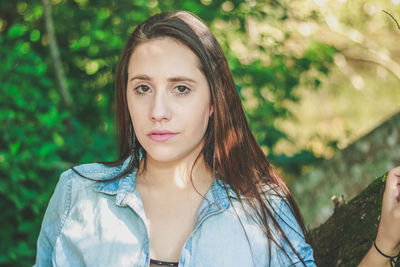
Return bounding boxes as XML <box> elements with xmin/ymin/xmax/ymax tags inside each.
<box><xmin>42</xmin><ymin>0</ymin><xmax>72</xmax><ymax>107</ymax></box>
<box><xmin>311</xmin><ymin>174</ymin><xmax>389</xmax><ymax>266</ymax></box>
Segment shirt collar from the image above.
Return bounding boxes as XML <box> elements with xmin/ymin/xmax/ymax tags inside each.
<box><xmin>92</xmin><ymin>159</ymin><xmax>237</xmax><ymax>209</ymax></box>
<box><xmin>92</xmin><ymin>156</ymin><xmax>137</xmax><ymax>206</ymax></box>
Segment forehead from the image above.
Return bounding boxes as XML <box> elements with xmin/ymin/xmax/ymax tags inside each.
<box><xmin>127</xmin><ymin>38</ymin><xmax>201</xmax><ymax>76</ymax></box>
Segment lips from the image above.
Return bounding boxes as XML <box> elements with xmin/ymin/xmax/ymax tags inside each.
<box><xmin>147</xmin><ymin>129</ymin><xmax>178</xmax><ymax>142</ymax></box>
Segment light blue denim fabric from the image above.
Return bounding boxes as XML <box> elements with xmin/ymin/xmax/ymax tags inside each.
<box><xmin>34</xmin><ymin>158</ymin><xmax>316</xmax><ymax>267</ymax></box>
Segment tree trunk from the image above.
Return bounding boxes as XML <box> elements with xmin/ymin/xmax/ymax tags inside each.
<box><xmin>310</xmin><ymin>174</ymin><xmax>395</xmax><ymax>266</ymax></box>
<box><xmin>42</xmin><ymin>0</ymin><xmax>72</xmax><ymax>107</ymax></box>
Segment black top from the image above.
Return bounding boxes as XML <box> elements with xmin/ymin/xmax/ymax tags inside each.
<box><xmin>150</xmin><ymin>258</ymin><xmax>179</xmax><ymax>266</ymax></box>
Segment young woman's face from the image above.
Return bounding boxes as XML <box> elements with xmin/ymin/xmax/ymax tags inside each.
<box><xmin>127</xmin><ymin>38</ymin><xmax>213</xmax><ymax>164</ymax></box>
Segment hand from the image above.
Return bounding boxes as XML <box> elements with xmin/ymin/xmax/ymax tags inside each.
<box><xmin>375</xmin><ymin>166</ymin><xmax>400</xmax><ymax>256</ymax></box>
<box><xmin>359</xmin><ymin>166</ymin><xmax>400</xmax><ymax>267</ymax></box>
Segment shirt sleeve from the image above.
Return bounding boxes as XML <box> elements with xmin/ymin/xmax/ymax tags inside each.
<box><xmin>34</xmin><ymin>170</ymin><xmax>72</xmax><ymax>267</ymax></box>
<box><xmin>274</xmin><ymin>197</ymin><xmax>316</xmax><ymax>267</ymax></box>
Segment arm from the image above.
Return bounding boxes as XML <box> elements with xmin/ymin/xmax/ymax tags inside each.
<box><xmin>34</xmin><ymin>170</ymin><xmax>72</xmax><ymax>267</ymax></box>
<box><xmin>359</xmin><ymin>166</ymin><xmax>400</xmax><ymax>267</ymax></box>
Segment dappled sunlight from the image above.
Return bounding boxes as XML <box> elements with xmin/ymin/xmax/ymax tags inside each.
<box><xmin>276</xmin><ymin>64</ymin><xmax>400</xmax><ymax>158</ymax></box>
<box><xmin>173</xmin><ymin>166</ymin><xmax>190</xmax><ymax>189</ymax></box>
<box><xmin>269</xmin><ymin>0</ymin><xmax>400</xmax><ymax>160</ymax></box>
<box><xmin>66</xmin><ymin>197</ymin><xmax>141</xmax><ymax>247</ymax></box>
<box><xmin>4</xmin><ymin>0</ymin><xmax>400</xmax><ymax>263</ymax></box>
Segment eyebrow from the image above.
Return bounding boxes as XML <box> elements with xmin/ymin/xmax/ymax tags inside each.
<box><xmin>129</xmin><ymin>74</ymin><xmax>197</xmax><ymax>84</ymax></box>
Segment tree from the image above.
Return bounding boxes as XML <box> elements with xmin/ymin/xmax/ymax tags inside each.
<box><xmin>0</xmin><ymin>0</ymin><xmax>334</xmax><ymax>264</ymax></box>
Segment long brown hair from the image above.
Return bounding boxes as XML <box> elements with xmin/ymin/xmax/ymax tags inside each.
<box><xmin>96</xmin><ymin>10</ymin><xmax>308</xmax><ymax>265</ymax></box>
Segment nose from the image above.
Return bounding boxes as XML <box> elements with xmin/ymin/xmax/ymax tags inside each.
<box><xmin>150</xmin><ymin>91</ymin><xmax>171</xmax><ymax>122</ymax></box>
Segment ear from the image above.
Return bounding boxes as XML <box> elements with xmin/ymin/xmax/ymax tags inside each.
<box><xmin>210</xmin><ymin>105</ymin><xmax>214</xmax><ymax>117</ymax></box>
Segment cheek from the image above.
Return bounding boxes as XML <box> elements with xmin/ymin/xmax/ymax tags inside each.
<box><xmin>185</xmin><ymin>104</ymin><xmax>211</xmax><ymax>134</ymax></box>
<box><xmin>127</xmin><ymin>102</ymin><xmax>136</xmax><ymax>123</ymax></box>
<box><xmin>127</xmin><ymin>102</ymin><xmax>145</xmax><ymax>134</ymax></box>
<box><xmin>192</xmin><ymin>95</ymin><xmax>212</xmax><ymax>128</ymax></box>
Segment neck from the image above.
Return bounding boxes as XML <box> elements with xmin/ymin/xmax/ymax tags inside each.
<box><xmin>137</xmin><ymin>151</ymin><xmax>213</xmax><ymax>193</ymax></box>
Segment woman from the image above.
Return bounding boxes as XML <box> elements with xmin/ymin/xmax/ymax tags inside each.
<box><xmin>34</xmin><ymin>11</ymin><xmax>400</xmax><ymax>266</ymax></box>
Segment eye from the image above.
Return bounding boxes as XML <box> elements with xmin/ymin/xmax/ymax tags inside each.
<box><xmin>134</xmin><ymin>85</ymin><xmax>151</xmax><ymax>95</ymax></box>
<box><xmin>173</xmin><ymin>85</ymin><xmax>191</xmax><ymax>96</ymax></box>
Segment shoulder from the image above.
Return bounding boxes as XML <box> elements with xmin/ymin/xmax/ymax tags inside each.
<box><xmin>260</xmin><ymin>184</ymin><xmax>316</xmax><ymax>266</ymax></box>
<box><xmin>69</xmin><ymin>161</ymin><xmax>125</xmax><ymax>180</ymax></box>
<box><xmin>223</xmin><ymin>182</ymin><xmax>298</xmax><ymax>234</ymax></box>
<box><xmin>223</xmin><ymin>182</ymin><xmax>315</xmax><ymax>265</ymax></box>
<box><xmin>49</xmin><ymin>162</ymin><xmax>118</xmax><ymax>202</ymax></box>
<box><xmin>48</xmin><ymin>160</ymin><xmax>128</xmax><ymax>206</ymax></box>
<box><xmin>254</xmin><ymin>183</ymin><xmax>302</xmax><ymax>235</ymax></box>
<box><xmin>237</xmin><ymin>182</ymin><xmax>288</xmax><ymax>212</ymax></box>
<box><xmin>60</xmin><ymin>156</ymin><xmax>132</xmax><ymax>183</ymax></box>
<box><xmin>35</xmin><ymin>161</ymin><xmax>120</xmax><ymax>249</ymax></box>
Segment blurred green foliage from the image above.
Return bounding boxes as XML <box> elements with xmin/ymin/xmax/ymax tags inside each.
<box><xmin>0</xmin><ymin>0</ymin><xmax>335</xmax><ymax>265</ymax></box>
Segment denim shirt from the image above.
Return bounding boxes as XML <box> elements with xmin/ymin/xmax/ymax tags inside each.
<box><xmin>34</xmin><ymin>159</ymin><xmax>316</xmax><ymax>267</ymax></box>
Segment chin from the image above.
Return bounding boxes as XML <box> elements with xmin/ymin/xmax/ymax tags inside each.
<box><xmin>143</xmin><ymin>145</ymin><xmax>178</xmax><ymax>159</ymax></box>
<box><xmin>146</xmin><ymin>152</ymin><xmax>186</xmax><ymax>163</ymax></box>
<box><xmin>143</xmin><ymin>144</ymin><xmax>203</xmax><ymax>164</ymax></box>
